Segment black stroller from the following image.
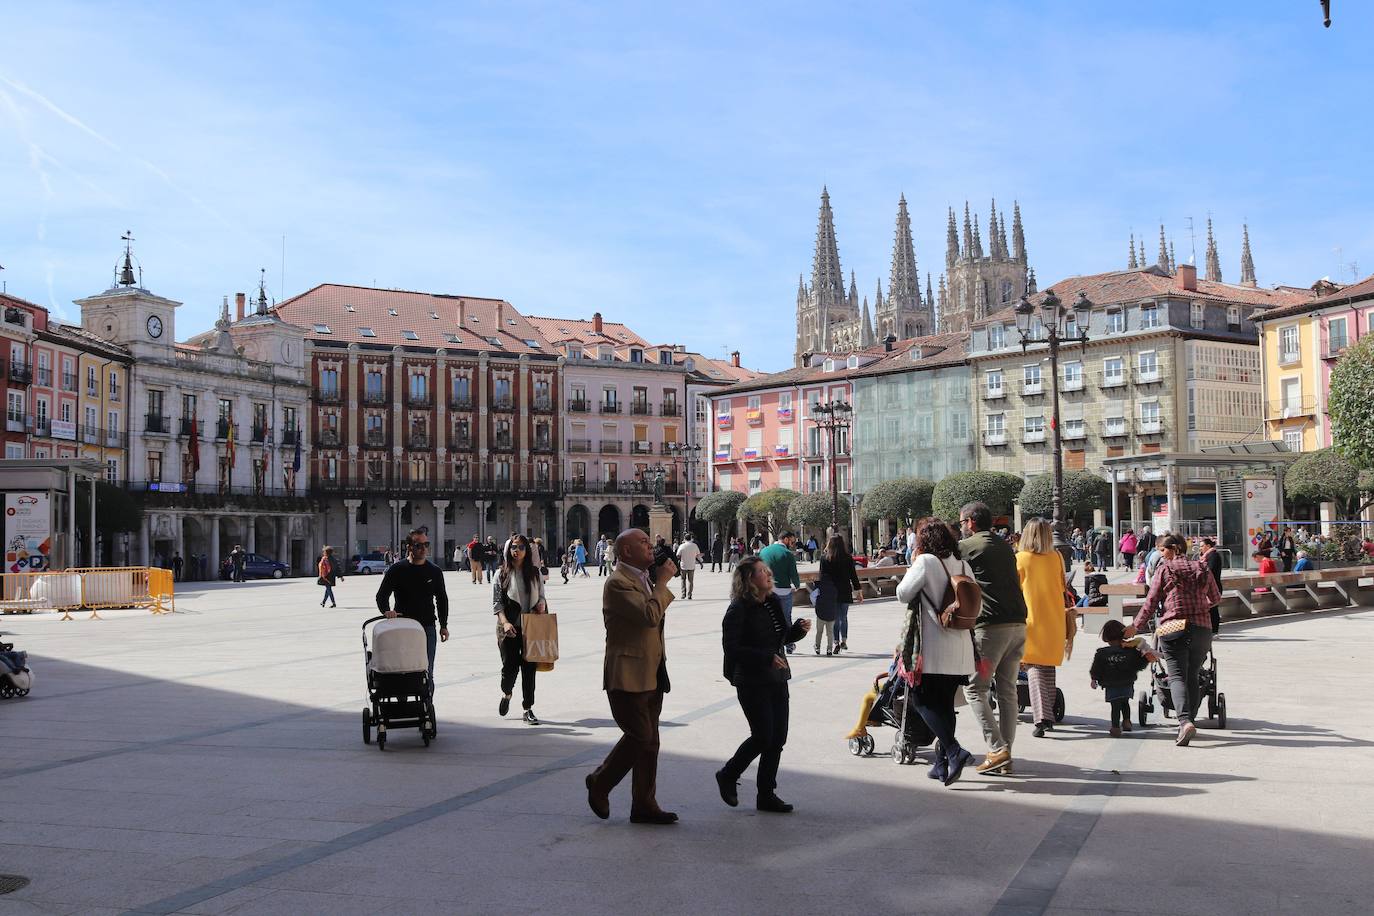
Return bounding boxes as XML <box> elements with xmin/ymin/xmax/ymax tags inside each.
<box><xmin>361</xmin><ymin>616</ymin><xmax>437</xmax><ymax>750</ymax></box>
<box><xmin>1136</xmin><ymin>620</ymin><xmax>1227</xmax><ymax>729</ymax></box>
<box><xmin>845</xmin><ymin>663</ymin><xmax>935</xmax><ymax>764</ymax></box>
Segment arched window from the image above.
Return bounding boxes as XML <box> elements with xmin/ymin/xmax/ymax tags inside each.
<box><xmin>904</xmin><ymin>321</ymin><xmax>915</xmax><ymax>338</ymax></box>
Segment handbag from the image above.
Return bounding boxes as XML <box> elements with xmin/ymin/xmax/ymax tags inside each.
<box><xmin>936</xmin><ymin>559</ymin><xmax>981</xmax><ymax>630</ymax></box>
<box><xmin>522</xmin><ymin>612</ymin><xmax>560</xmax><ymax>665</ymax></box>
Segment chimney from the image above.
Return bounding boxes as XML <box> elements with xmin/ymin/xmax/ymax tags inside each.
<box><xmin>730</xmin><ymin>350</ymin><xmax>740</xmax><ymax>367</ymax></box>
<box><xmin>1176</xmin><ymin>263</ymin><xmax>1197</xmax><ymax>292</ymax></box>
<box><xmin>884</xmin><ymin>334</ymin><xmax>896</xmax><ymax>352</ymax></box>
<box><xmin>801</xmin><ymin>352</ymin><xmax>812</xmax><ymax>368</ymax></box>
<box><xmin>457</xmin><ymin>298</ymin><xmax>466</xmax><ymax>326</ymax></box>
<box><xmin>235</xmin><ymin>292</ymin><xmax>246</xmax><ymax>321</ymax></box>
<box><xmin>593</xmin><ymin>311</ymin><xmax>603</xmax><ymax>334</ymax></box>
<box><xmin>496</xmin><ymin>301</ymin><xmax>505</xmax><ymax>327</ymax></box>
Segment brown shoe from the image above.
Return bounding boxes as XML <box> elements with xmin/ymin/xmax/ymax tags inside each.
<box><xmin>629</xmin><ymin>809</ymin><xmax>678</xmax><ymax>825</ymax></box>
<box><xmin>976</xmin><ymin>748</ymin><xmax>1012</xmax><ymax>774</ymax></box>
<box><xmin>585</xmin><ymin>774</ymin><xmax>609</xmax><ymax>820</ymax></box>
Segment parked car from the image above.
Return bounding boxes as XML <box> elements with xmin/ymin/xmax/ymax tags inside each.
<box><xmin>219</xmin><ymin>553</ymin><xmax>290</xmax><ymax>580</ymax></box>
<box><xmin>351</xmin><ymin>552</ymin><xmax>389</xmax><ymax>575</ymax></box>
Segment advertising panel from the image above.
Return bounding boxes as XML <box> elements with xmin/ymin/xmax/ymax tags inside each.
<box><xmin>5</xmin><ymin>491</ymin><xmax>52</xmax><ymax>572</ymax></box>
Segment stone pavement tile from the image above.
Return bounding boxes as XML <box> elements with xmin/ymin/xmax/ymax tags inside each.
<box><xmin>176</xmin><ymin>885</ymin><xmax>278</xmax><ymax>915</ymax></box>
<box><xmin>16</xmin><ymin>873</ymin><xmax>187</xmax><ymax>910</ymax></box>
<box><xmin>206</xmin><ymin>888</ymin><xmax>389</xmax><ymax>915</ymax></box>
<box><xmin>21</xmin><ymin>823</ymin><xmax>281</xmax><ymax>860</ymax></box>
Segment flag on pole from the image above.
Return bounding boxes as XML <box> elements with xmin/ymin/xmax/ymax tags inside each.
<box><xmin>226</xmin><ymin>419</ymin><xmax>236</xmax><ymax>468</ymax></box>
<box><xmin>189</xmin><ymin>420</ymin><xmax>201</xmax><ymax>472</ymax></box>
<box><xmin>292</xmin><ymin>434</ymin><xmax>302</xmax><ymax>472</ymax></box>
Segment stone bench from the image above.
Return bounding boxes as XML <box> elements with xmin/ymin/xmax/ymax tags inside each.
<box><xmin>795</xmin><ymin>565</ymin><xmax>908</xmax><ymax>605</ymax></box>
<box><xmin>1102</xmin><ymin>566</ymin><xmax>1374</xmax><ymax>626</ymax></box>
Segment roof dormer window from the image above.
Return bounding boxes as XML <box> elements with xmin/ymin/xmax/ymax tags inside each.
<box><xmin>358</xmin><ymin>327</ymin><xmax>376</xmax><ymax>338</ymax></box>
<box><xmin>344</xmin><ymin>304</ymin><xmax>356</xmax><ymax>312</ymax></box>
<box><xmin>823</xmin><ymin>358</ymin><xmax>835</xmax><ymax>372</ymax></box>
<box><xmin>402</xmin><ymin>330</ymin><xmax>418</xmax><ymax>340</ymax></box>
<box><xmin>600</xmin><ymin>346</ymin><xmax>613</xmax><ymax>361</ymax></box>
<box><xmin>429</xmin><ymin>311</ymin><xmax>439</xmax><ymax>320</ymax></box>
<box><xmin>660</xmin><ymin>350</ymin><xmax>672</xmax><ymax>365</ymax></box>
<box><xmin>630</xmin><ymin>349</ymin><xmax>643</xmax><ymax>363</ymax></box>
<box><xmin>444</xmin><ymin>333</ymin><xmax>461</xmax><ymax>344</ymax></box>
<box><xmin>313</xmin><ymin>324</ymin><xmax>333</xmax><ymax>334</ymax></box>
<box><xmin>567</xmin><ymin>344</ymin><xmax>583</xmax><ymax>360</ymax></box>
<box><xmin>909</xmin><ymin>348</ymin><xmax>922</xmax><ymax>361</ymax></box>
<box><xmin>846</xmin><ymin>354</ymin><xmax>859</xmax><ymax>369</ymax></box>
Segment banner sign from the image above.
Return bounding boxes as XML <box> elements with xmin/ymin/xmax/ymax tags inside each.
<box><xmin>5</xmin><ymin>492</ymin><xmax>51</xmax><ymax>572</ymax></box>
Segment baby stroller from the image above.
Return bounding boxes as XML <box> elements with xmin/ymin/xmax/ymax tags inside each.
<box><xmin>0</xmin><ymin>640</ymin><xmax>31</xmax><ymax>698</ymax></box>
<box><xmin>361</xmin><ymin>616</ymin><xmax>436</xmax><ymax>750</ymax></box>
<box><xmin>1136</xmin><ymin>618</ymin><xmax>1226</xmax><ymax>729</ymax></box>
<box><xmin>845</xmin><ymin>661</ymin><xmax>935</xmax><ymax>764</ymax></box>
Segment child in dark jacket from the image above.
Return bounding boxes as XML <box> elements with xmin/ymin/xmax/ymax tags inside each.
<box><xmin>1090</xmin><ymin>619</ymin><xmax>1155</xmax><ymax>737</ymax></box>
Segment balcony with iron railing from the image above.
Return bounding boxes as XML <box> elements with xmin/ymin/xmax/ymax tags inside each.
<box><xmin>1135</xmin><ymin>417</ymin><xmax>1165</xmax><ymax>435</ymax></box>
<box><xmin>716</xmin><ymin>413</ymin><xmax>733</xmax><ymax>429</ymax></box>
<box><xmin>599</xmin><ymin>402</ymin><xmax>621</xmax><ymax>414</ymax></box>
<box><xmin>746</xmin><ymin>408</ymin><xmax>764</xmax><ymax>425</ymax></box>
<box><xmin>364</xmin><ymin>430</ymin><xmax>388</xmax><ymax>448</ymax></box>
<box><xmin>1323</xmin><ymin>336</ymin><xmax>1352</xmax><ymax>360</ymax></box>
<box><xmin>983</xmin><ymin>384</ymin><xmax>1005</xmax><ymax>400</ymax></box>
<box><xmin>1060</xmin><ymin>423</ymin><xmax>1088</xmax><ymax>441</ymax></box>
<box><xmin>1098</xmin><ymin>370</ymin><xmax>1127</xmax><ymax>389</ymax></box>
<box><xmin>568</xmin><ymin>438</ymin><xmax>592</xmax><ymax>453</ymax></box>
<box><xmin>450</xmin><ymin>395</ymin><xmax>474</xmax><ymax>411</ymax></box>
<box><xmin>492</xmin><ymin>397</ymin><xmax>516</xmax><ymax>412</ymax></box>
<box><xmin>250</xmin><ymin>425</ymin><xmax>272</xmax><ymax>444</ymax></box>
<box><xmin>1101</xmin><ymin>419</ymin><xmax>1129</xmax><ymax>437</ymax></box>
<box><xmin>630</xmin><ymin>401</ymin><xmax>652</xmax><ymax>416</ymax></box>
<box><xmin>1020</xmin><ymin>379</ymin><xmax>1044</xmax><ymax>396</ymax></box>
<box><xmin>178</xmin><ymin>418</ymin><xmax>203</xmax><ymax>437</ymax></box>
<box><xmin>408</xmin><ymin>433</ymin><xmax>431</xmax><ymax>449</ymax></box>
<box><xmin>35</xmin><ymin>367</ymin><xmax>52</xmax><ymax>387</ymax></box>
<box><xmin>1267</xmin><ymin>397</ymin><xmax>1319</xmax><ymax>421</ymax></box>
<box><xmin>568</xmin><ymin>398</ymin><xmax>590</xmax><ymax>413</ymax></box>
<box><xmin>532</xmin><ymin>397</ymin><xmax>554</xmax><ymax>414</ymax></box>
<box><xmin>145</xmin><ymin>413</ymin><xmax>170</xmax><ymax>434</ymax></box>
<box><xmin>108</xmin><ymin>387</ymin><xmax>120</xmax><ymax>403</ymax></box>
<box><xmin>8</xmin><ymin>361</ymin><xmax>31</xmax><ymax>386</ymax></box>
<box><xmin>60</xmin><ymin>372</ymin><xmax>78</xmax><ymax>392</ymax></box>
<box><xmin>600</xmin><ymin>439</ymin><xmax>623</xmax><ymax>454</ymax></box>
<box><xmin>362</xmin><ymin>390</ymin><xmax>388</xmax><ymax>406</ymax></box>
<box><xmin>630</xmin><ymin>440</ymin><xmax>653</xmax><ymax>455</ymax></box>
<box><xmin>2</xmin><ymin>306</ymin><xmax>26</xmax><ymax>328</ymax></box>
<box><xmin>280</xmin><ymin>428</ymin><xmax>300</xmax><ymax>446</ymax></box>
<box><xmin>314</xmin><ymin>388</ymin><xmax>342</xmax><ymax>404</ymax></box>
<box><xmin>532</xmin><ymin>439</ymin><xmax>555</xmax><ymax>454</ymax></box>
<box><xmin>1060</xmin><ymin>374</ymin><xmax>1085</xmax><ymax>392</ymax></box>
<box><xmin>215</xmin><ymin>419</ymin><xmax>232</xmax><ymax>439</ymax></box>
<box><xmin>317</xmin><ymin>430</ymin><xmax>341</xmax><ymax>447</ymax></box>
<box><xmin>660</xmin><ymin>403</ymin><xmax>681</xmax><ymax>417</ymax></box>
<box><xmin>33</xmin><ymin>417</ymin><xmax>51</xmax><ymax>437</ymax></box>
<box><xmin>493</xmin><ymin>435</ymin><xmax>513</xmax><ymax>450</ymax></box>
<box><xmin>982</xmin><ymin>430</ymin><xmax>1008</xmax><ymax>446</ymax></box>
<box><xmin>406</xmin><ymin>390</ymin><xmax>432</xmax><ymax>408</ymax></box>
<box><xmin>1133</xmin><ymin>366</ymin><xmax>1163</xmax><ymax>385</ymax></box>
<box><xmin>1022</xmin><ymin>428</ymin><xmax>1047</xmax><ymax>444</ymax></box>
<box><xmin>450</xmin><ymin>436</ymin><xmax>474</xmax><ymax>451</ymax></box>
<box><xmin>6</xmin><ymin>412</ymin><xmax>28</xmax><ymax>434</ymax></box>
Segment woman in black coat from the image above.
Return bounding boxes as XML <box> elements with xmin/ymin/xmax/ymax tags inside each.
<box><xmin>716</xmin><ymin>556</ymin><xmax>810</xmax><ymax>814</ymax></box>
<box><xmin>816</xmin><ymin>534</ymin><xmax>862</xmax><ymax>655</ymax></box>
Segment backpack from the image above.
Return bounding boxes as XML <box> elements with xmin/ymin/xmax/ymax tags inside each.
<box><xmin>930</xmin><ymin>558</ymin><xmax>982</xmax><ymax>630</ymax></box>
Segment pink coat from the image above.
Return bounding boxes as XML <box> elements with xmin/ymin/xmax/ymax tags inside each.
<box><xmin>1120</xmin><ymin>533</ymin><xmax>1139</xmax><ymax>555</ymax></box>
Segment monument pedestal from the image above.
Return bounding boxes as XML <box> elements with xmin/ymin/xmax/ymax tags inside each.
<box><xmin>649</xmin><ymin>504</ymin><xmax>673</xmax><ymax>544</ymax></box>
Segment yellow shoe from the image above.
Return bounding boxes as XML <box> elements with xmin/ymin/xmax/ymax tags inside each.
<box><xmin>976</xmin><ymin>748</ymin><xmax>1012</xmax><ymax>774</ymax></box>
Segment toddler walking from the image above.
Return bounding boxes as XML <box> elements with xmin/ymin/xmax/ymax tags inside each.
<box><xmin>1089</xmin><ymin>619</ymin><xmax>1155</xmax><ymax>737</ymax></box>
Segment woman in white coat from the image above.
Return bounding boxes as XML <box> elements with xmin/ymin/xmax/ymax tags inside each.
<box><xmin>894</xmin><ymin>518</ymin><xmax>979</xmax><ymax>786</ymax></box>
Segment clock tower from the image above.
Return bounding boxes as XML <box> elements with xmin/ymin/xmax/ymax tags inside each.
<box><xmin>74</xmin><ymin>232</ymin><xmax>181</xmax><ymax>359</ymax></box>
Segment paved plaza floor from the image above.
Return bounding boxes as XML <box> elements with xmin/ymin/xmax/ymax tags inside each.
<box><xmin>1</xmin><ymin>564</ymin><xmax>1372</xmax><ymax>915</ymax></box>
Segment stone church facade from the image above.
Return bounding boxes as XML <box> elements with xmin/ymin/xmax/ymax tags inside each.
<box><xmin>793</xmin><ymin>190</ymin><xmax>1034</xmax><ymax>366</ymax></box>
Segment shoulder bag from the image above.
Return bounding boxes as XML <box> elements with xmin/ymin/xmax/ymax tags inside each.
<box><xmin>936</xmin><ymin>558</ymin><xmax>982</xmax><ymax>630</ymax></box>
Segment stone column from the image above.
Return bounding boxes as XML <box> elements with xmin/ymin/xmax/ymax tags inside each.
<box><xmin>208</xmin><ymin>515</ymin><xmax>221</xmax><ymax>571</ymax></box>
<box><xmin>140</xmin><ymin>514</ymin><xmax>151</xmax><ymax>567</ymax></box>
<box><xmin>392</xmin><ymin>348</ymin><xmax>405</xmax><ymax>488</ymax></box>
<box><xmin>1164</xmin><ymin>465</ymin><xmax>1178</xmax><ymax>535</ymax></box>
<box><xmin>477</xmin><ymin>353</ymin><xmax>490</xmax><ymax>484</ymax></box>
<box><xmin>388</xmin><ymin>499</ymin><xmax>401</xmax><ymax>551</ymax></box>
<box><xmin>344</xmin><ymin>499</ymin><xmax>360</xmax><ymax>558</ymax></box>
<box><xmin>277</xmin><ymin>517</ymin><xmax>288</xmax><ymax>568</ymax></box>
<box><xmin>346</xmin><ymin>344</ymin><xmax>360</xmax><ymax>482</ymax></box>
<box><xmin>1109</xmin><ymin>471</ymin><xmax>1119</xmax><ymax>537</ymax></box>
<box><xmin>516</xmin><ymin>499</ymin><xmax>532</xmax><ymax>536</ymax></box>
<box><xmin>433</xmin><ymin>500</ymin><xmax>449</xmax><ymax>560</ymax></box>
<box><xmin>435</xmin><ymin>349</ymin><xmax>448</xmax><ymax>486</ymax></box>
<box><xmin>175</xmin><ymin>514</ymin><xmax>185</xmax><ymax>569</ymax></box>
<box><xmin>518</xmin><ymin>354</ymin><xmax>531</xmax><ymax>487</ymax></box>
<box><xmin>246</xmin><ymin>516</ymin><xmax>256</xmax><ymax>553</ymax></box>
<box><xmin>475</xmin><ymin>499</ymin><xmax>490</xmax><ymax>541</ymax></box>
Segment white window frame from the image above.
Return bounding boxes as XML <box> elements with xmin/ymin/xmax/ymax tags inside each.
<box><xmin>1140</xmin><ymin>304</ymin><xmax>1160</xmax><ymax>329</ymax></box>
<box><xmin>984</xmin><ymin>369</ymin><xmax>1004</xmax><ymax>398</ymax></box>
<box><xmin>1190</xmin><ymin>302</ymin><xmax>1205</xmax><ymax>329</ymax></box>
<box><xmin>1102</xmin><ymin>356</ymin><xmax>1125</xmax><ymax>387</ymax></box>
<box><xmin>1106</xmin><ymin>311</ymin><xmax>1125</xmax><ymax>334</ymax></box>
<box><xmin>1279</xmin><ymin>325</ymin><xmax>1300</xmax><ymax>364</ymax></box>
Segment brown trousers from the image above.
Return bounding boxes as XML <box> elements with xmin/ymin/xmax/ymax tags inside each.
<box><xmin>590</xmin><ymin>689</ymin><xmax>663</xmax><ymax>814</ymax></box>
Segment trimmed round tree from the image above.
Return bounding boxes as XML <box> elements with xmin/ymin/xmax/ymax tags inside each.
<box><xmin>1284</xmin><ymin>447</ymin><xmax>1363</xmax><ymax>516</ymax></box>
<box><xmin>787</xmin><ymin>491</ymin><xmax>835</xmax><ymax>534</ymax></box>
<box><xmin>931</xmin><ymin>471</ymin><xmax>1025</xmax><ymax>522</ymax></box>
<box><xmin>738</xmin><ymin>488</ymin><xmax>799</xmax><ymax>538</ymax></box>
<box><xmin>1018</xmin><ymin>471</ymin><xmax>1111</xmax><ymax>523</ymax></box>
<box><xmin>695</xmin><ymin>490</ymin><xmax>747</xmax><ymax>536</ymax></box>
<box><xmin>859</xmin><ymin>477</ymin><xmax>935</xmax><ymax>524</ymax></box>
<box><xmin>1328</xmin><ymin>334</ymin><xmax>1374</xmax><ymax>470</ymax></box>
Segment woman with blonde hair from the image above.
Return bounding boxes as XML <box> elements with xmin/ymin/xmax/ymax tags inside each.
<box><xmin>1017</xmin><ymin>518</ymin><xmax>1072</xmax><ymax>738</ymax></box>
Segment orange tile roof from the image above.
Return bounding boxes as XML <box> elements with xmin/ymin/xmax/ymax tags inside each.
<box><xmin>271</xmin><ymin>283</ymin><xmax>553</xmax><ymax>355</ymax></box>
<box><xmin>849</xmin><ymin>332</ymin><xmax>969</xmax><ymax>378</ymax></box>
<box><xmin>975</xmin><ymin>266</ymin><xmax>1313</xmax><ymax>326</ymax></box>
<box><xmin>1253</xmin><ymin>272</ymin><xmax>1374</xmax><ymax>321</ymax></box>
<box><xmin>523</xmin><ymin>315</ymin><xmax>650</xmax><ymax>349</ymax></box>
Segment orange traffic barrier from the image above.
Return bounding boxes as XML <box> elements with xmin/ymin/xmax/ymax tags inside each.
<box><xmin>0</xmin><ymin>567</ymin><xmax>175</xmax><ymax>620</ymax></box>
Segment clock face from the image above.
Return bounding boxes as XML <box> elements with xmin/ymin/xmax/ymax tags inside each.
<box><xmin>146</xmin><ymin>315</ymin><xmax>163</xmax><ymax>339</ymax></box>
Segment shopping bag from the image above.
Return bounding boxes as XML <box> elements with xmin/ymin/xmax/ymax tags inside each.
<box><xmin>522</xmin><ymin>613</ymin><xmax>560</xmax><ymax>664</ymax></box>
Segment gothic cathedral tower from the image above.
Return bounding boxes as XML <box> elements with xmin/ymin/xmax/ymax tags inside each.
<box><xmin>938</xmin><ymin>200</ymin><xmax>1030</xmax><ymax>332</ymax></box>
<box><xmin>794</xmin><ymin>188</ymin><xmax>860</xmax><ymax>366</ymax></box>
<box><xmin>875</xmin><ymin>194</ymin><xmax>934</xmax><ymax>341</ymax></box>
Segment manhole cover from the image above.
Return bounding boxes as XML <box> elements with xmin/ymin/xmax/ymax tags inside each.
<box><xmin>0</xmin><ymin>875</ymin><xmax>29</xmax><ymax>895</ymax></box>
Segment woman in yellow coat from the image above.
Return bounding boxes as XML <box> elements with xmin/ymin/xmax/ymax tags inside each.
<box><xmin>1018</xmin><ymin>518</ymin><xmax>1070</xmax><ymax>738</ymax></box>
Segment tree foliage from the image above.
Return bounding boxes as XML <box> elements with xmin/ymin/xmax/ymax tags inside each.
<box><xmin>738</xmin><ymin>488</ymin><xmax>799</xmax><ymax>537</ymax></box>
<box><xmin>931</xmin><ymin>471</ymin><xmax>1025</xmax><ymax>522</ymax></box>
<box><xmin>787</xmin><ymin>491</ymin><xmax>835</xmax><ymax>532</ymax></box>
<box><xmin>1284</xmin><ymin>448</ymin><xmax>1363</xmax><ymax>515</ymax></box>
<box><xmin>1328</xmin><ymin>334</ymin><xmax>1374</xmax><ymax>470</ymax></box>
<box><xmin>695</xmin><ymin>490</ymin><xmax>747</xmax><ymax>527</ymax></box>
<box><xmin>859</xmin><ymin>477</ymin><xmax>935</xmax><ymax>523</ymax></box>
<box><xmin>1018</xmin><ymin>471</ymin><xmax>1111</xmax><ymax>521</ymax></box>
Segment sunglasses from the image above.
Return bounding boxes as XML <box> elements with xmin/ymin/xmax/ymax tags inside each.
<box><xmin>411</xmin><ymin>541</ymin><xmax>430</xmax><ymax>549</ymax></box>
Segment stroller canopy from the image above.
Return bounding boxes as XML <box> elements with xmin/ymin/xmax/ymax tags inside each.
<box><xmin>369</xmin><ymin>618</ymin><xmax>429</xmax><ymax>673</ymax></box>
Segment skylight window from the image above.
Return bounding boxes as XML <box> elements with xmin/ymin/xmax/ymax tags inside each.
<box><xmin>487</xmin><ymin>337</ymin><xmax>503</xmax><ymax>347</ymax></box>
<box><xmin>430</xmin><ymin>311</ymin><xmax>439</xmax><ymax>320</ymax></box>
<box><xmin>387</xmin><ymin>308</ymin><xmax>399</xmax><ymax>317</ymax></box>
<box><xmin>507</xmin><ymin>318</ymin><xmax>517</xmax><ymax>326</ymax></box>
<box><xmin>444</xmin><ymin>333</ymin><xmax>462</xmax><ymax>344</ymax></box>
<box><xmin>402</xmin><ymin>330</ymin><xmax>418</xmax><ymax>340</ymax></box>
<box><xmin>344</xmin><ymin>304</ymin><xmax>356</xmax><ymax>312</ymax></box>
<box><xmin>523</xmin><ymin>339</ymin><xmax>541</xmax><ymax>348</ymax></box>
<box><xmin>469</xmin><ymin>315</ymin><xmax>480</xmax><ymax>322</ymax></box>
<box><xmin>358</xmin><ymin>327</ymin><xmax>376</xmax><ymax>338</ymax></box>
<box><xmin>313</xmin><ymin>324</ymin><xmax>333</xmax><ymax>334</ymax></box>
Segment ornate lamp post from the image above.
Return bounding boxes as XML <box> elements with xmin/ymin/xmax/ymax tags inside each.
<box><xmin>810</xmin><ymin>400</ymin><xmax>853</xmax><ymax>532</ymax></box>
<box><xmin>1015</xmin><ymin>288</ymin><xmax>1092</xmax><ymax>544</ymax></box>
<box><xmin>664</xmin><ymin>442</ymin><xmax>702</xmax><ymax>532</ymax></box>
<box><xmin>640</xmin><ymin>462</ymin><xmax>669</xmax><ymax>504</ymax></box>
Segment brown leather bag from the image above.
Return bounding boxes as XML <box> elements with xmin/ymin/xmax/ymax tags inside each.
<box><xmin>937</xmin><ymin>560</ymin><xmax>982</xmax><ymax>630</ymax></box>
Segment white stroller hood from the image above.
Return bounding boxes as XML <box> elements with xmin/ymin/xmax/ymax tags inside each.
<box><xmin>369</xmin><ymin>618</ymin><xmax>429</xmax><ymax>673</ymax></box>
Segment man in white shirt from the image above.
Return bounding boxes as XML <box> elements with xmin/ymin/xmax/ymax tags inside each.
<box><xmin>675</xmin><ymin>534</ymin><xmax>702</xmax><ymax>599</ymax></box>
<box><xmin>905</xmin><ymin>527</ymin><xmax>917</xmax><ymax>564</ymax></box>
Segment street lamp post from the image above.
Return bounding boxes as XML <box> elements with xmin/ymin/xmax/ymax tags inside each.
<box><xmin>1015</xmin><ymin>288</ymin><xmax>1092</xmax><ymax>547</ymax></box>
<box><xmin>810</xmin><ymin>400</ymin><xmax>853</xmax><ymax>534</ymax></box>
<box><xmin>664</xmin><ymin>442</ymin><xmax>702</xmax><ymax>534</ymax></box>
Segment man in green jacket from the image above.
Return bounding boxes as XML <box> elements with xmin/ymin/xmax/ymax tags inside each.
<box><xmin>957</xmin><ymin>502</ymin><xmax>1027</xmax><ymax>776</ymax></box>
<box><xmin>759</xmin><ymin>532</ymin><xmax>801</xmax><ymax>654</ymax></box>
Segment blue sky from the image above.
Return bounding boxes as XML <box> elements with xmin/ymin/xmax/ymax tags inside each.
<box><xmin>1</xmin><ymin>1</ymin><xmax>1368</xmax><ymax>371</ymax></box>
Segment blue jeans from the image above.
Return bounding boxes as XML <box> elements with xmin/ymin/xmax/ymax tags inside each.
<box><xmin>321</xmin><ymin>585</ymin><xmax>335</xmax><ymax>605</ymax></box>
<box><xmin>776</xmin><ymin>591</ymin><xmax>795</xmax><ymax>650</ymax></box>
<box><xmin>834</xmin><ymin>602</ymin><xmax>850</xmax><ymax>642</ymax></box>
<box><xmin>423</xmin><ymin>625</ymin><xmax>437</xmax><ymax>685</ymax></box>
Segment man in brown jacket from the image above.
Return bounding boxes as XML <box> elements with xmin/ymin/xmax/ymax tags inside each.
<box><xmin>586</xmin><ymin>528</ymin><xmax>679</xmax><ymax>824</ymax></box>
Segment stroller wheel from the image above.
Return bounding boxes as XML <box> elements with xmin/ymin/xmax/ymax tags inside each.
<box><xmin>362</xmin><ymin>708</ymin><xmax>372</xmax><ymax>745</ymax></box>
<box><xmin>1053</xmin><ymin>689</ymin><xmax>1066</xmax><ymax>723</ymax></box>
<box><xmin>377</xmin><ymin>731</ymin><xmax>386</xmax><ymax>751</ymax></box>
<box><xmin>1137</xmin><ymin>689</ymin><xmax>1150</xmax><ymax>727</ymax></box>
<box><xmin>1216</xmin><ymin>693</ymin><xmax>1227</xmax><ymax>729</ymax></box>
<box><xmin>861</xmin><ymin>734</ymin><xmax>875</xmax><ymax>756</ymax></box>
<box><xmin>848</xmin><ymin>737</ymin><xmax>864</xmax><ymax>756</ymax></box>
<box><xmin>16</xmin><ymin>688</ymin><xmax>26</xmax><ymax>697</ymax></box>
<box><xmin>422</xmin><ymin>732</ymin><xmax>431</xmax><ymax>747</ymax></box>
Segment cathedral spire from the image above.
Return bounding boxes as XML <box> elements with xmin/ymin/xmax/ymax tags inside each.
<box><xmin>889</xmin><ymin>194</ymin><xmax>921</xmax><ymax>311</ymax></box>
<box><xmin>1011</xmin><ymin>202</ymin><xmax>1026</xmax><ymax>263</ymax></box>
<box><xmin>972</xmin><ymin>213</ymin><xmax>984</xmax><ymax>259</ymax></box>
<box><xmin>848</xmin><ymin>270</ymin><xmax>858</xmax><ymax>308</ymax></box>
<box><xmin>926</xmin><ymin>273</ymin><xmax>935</xmax><ymax>316</ymax></box>
<box><xmin>811</xmin><ymin>187</ymin><xmax>846</xmax><ymax>305</ymax></box>
<box><xmin>1239</xmin><ymin>223</ymin><xmax>1256</xmax><ymax>286</ymax></box>
<box><xmin>987</xmin><ymin>200</ymin><xmax>1000</xmax><ymax>258</ymax></box>
<box><xmin>1128</xmin><ymin>232</ymin><xmax>1138</xmax><ymax>269</ymax></box>
<box><xmin>1138</xmin><ymin>238</ymin><xmax>1148</xmax><ymax>270</ymax></box>
<box><xmin>998</xmin><ymin>212</ymin><xmax>1009</xmax><ymax>261</ymax></box>
<box><xmin>1028</xmin><ymin>267</ymin><xmax>1038</xmax><ymax>294</ymax></box>
<box><xmin>1157</xmin><ymin>224</ymin><xmax>1169</xmax><ymax>270</ymax></box>
<box><xmin>861</xmin><ymin>298</ymin><xmax>876</xmax><ymax>347</ymax></box>
<box><xmin>874</xmin><ymin>277</ymin><xmax>884</xmax><ymax>312</ymax></box>
<box><xmin>962</xmin><ymin>203</ymin><xmax>973</xmax><ymax>260</ymax></box>
<box><xmin>1204</xmin><ymin>218</ymin><xmax>1222</xmax><ymax>282</ymax></box>
<box><xmin>1169</xmin><ymin>241</ymin><xmax>1177</xmax><ymax>275</ymax></box>
<box><xmin>946</xmin><ymin>207</ymin><xmax>959</xmax><ymax>268</ymax></box>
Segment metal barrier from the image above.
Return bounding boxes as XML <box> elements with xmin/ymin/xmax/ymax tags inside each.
<box><xmin>0</xmin><ymin>567</ymin><xmax>175</xmax><ymax>620</ymax></box>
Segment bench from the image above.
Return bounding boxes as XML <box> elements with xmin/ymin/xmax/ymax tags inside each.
<box><xmin>795</xmin><ymin>565</ymin><xmax>909</xmax><ymax>604</ymax></box>
<box><xmin>1102</xmin><ymin>565</ymin><xmax>1374</xmax><ymax>626</ymax></box>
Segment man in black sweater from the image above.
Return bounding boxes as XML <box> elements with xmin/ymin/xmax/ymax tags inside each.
<box><xmin>376</xmin><ymin>528</ymin><xmax>450</xmax><ymax>682</ymax></box>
